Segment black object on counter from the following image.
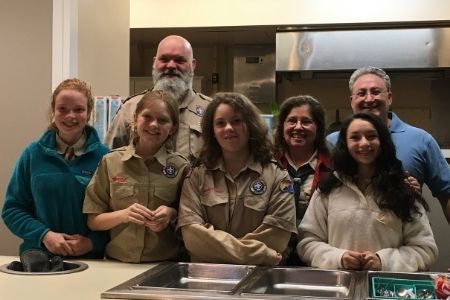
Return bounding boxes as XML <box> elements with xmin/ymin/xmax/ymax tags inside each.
<box><xmin>7</xmin><ymin>249</ymin><xmax>63</xmax><ymax>272</ymax></box>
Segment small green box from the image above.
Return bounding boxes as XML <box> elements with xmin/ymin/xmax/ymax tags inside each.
<box><xmin>371</xmin><ymin>276</ymin><xmax>436</xmax><ymax>299</ymax></box>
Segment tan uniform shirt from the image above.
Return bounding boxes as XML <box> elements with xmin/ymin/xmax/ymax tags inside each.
<box><xmin>83</xmin><ymin>143</ymin><xmax>189</xmax><ymax>263</ymax></box>
<box><xmin>104</xmin><ymin>89</ymin><xmax>211</xmax><ymax>160</ymax></box>
<box><xmin>177</xmin><ymin>158</ymin><xmax>296</xmax><ymax>266</ymax></box>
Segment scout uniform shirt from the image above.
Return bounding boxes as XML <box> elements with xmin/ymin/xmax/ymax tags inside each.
<box><xmin>83</xmin><ymin>143</ymin><xmax>189</xmax><ymax>263</ymax></box>
<box><xmin>284</xmin><ymin>150</ymin><xmax>317</xmax><ymax>224</ymax></box>
<box><xmin>177</xmin><ymin>157</ymin><xmax>297</xmax><ymax>265</ymax></box>
<box><xmin>55</xmin><ymin>131</ymin><xmax>87</xmax><ymax>161</ymax></box>
<box><xmin>104</xmin><ymin>89</ymin><xmax>211</xmax><ymax>160</ymax></box>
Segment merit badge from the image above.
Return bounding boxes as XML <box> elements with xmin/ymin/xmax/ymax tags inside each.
<box><xmin>249</xmin><ymin>179</ymin><xmax>267</xmax><ymax>195</ymax></box>
<box><xmin>195</xmin><ymin>105</ymin><xmax>205</xmax><ymax>117</ymax></box>
<box><xmin>279</xmin><ymin>179</ymin><xmax>294</xmax><ymax>193</ymax></box>
<box><xmin>163</xmin><ymin>164</ymin><xmax>178</xmax><ymax>178</ymax></box>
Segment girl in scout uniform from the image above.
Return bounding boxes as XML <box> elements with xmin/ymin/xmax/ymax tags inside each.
<box><xmin>83</xmin><ymin>90</ymin><xmax>189</xmax><ymax>263</ymax></box>
<box><xmin>177</xmin><ymin>92</ymin><xmax>297</xmax><ymax>266</ymax></box>
<box><xmin>297</xmin><ymin>112</ymin><xmax>437</xmax><ymax>271</ymax></box>
<box><xmin>2</xmin><ymin>78</ymin><xmax>109</xmax><ymax>258</ymax></box>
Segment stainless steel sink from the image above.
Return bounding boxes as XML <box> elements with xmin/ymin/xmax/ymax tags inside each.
<box><xmin>102</xmin><ymin>262</ymin><xmax>256</xmax><ymax>299</ymax></box>
<box><xmin>241</xmin><ymin>267</ymin><xmax>355</xmax><ymax>299</ymax></box>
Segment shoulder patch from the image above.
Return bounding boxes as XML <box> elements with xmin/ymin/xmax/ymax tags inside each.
<box><xmin>162</xmin><ymin>163</ymin><xmax>178</xmax><ymax>178</ymax></box>
<box><xmin>249</xmin><ymin>179</ymin><xmax>267</xmax><ymax>195</ymax></box>
<box><xmin>194</xmin><ymin>105</ymin><xmax>205</xmax><ymax>117</ymax></box>
<box><xmin>279</xmin><ymin>179</ymin><xmax>294</xmax><ymax>193</ymax></box>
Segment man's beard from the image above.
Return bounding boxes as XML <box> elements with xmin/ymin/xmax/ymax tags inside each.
<box><xmin>152</xmin><ymin>68</ymin><xmax>194</xmax><ymax>102</ymax></box>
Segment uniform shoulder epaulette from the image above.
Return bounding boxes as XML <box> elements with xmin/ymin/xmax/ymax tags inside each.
<box><xmin>194</xmin><ymin>90</ymin><xmax>212</xmax><ymax>102</ymax></box>
<box><xmin>169</xmin><ymin>151</ymin><xmax>190</xmax><ymax>163</ymax></box>
<box><xmin>270</xmin><ymin>158</ymin><xmax>285</xmax><ymax>170</ymax></box>
<box><xmin>122</xmin><ymin>89</ymin><xmax>150</xmax><ymax>105</ymax></box>
<box><xmin>108</xmin><ymin>146</ymin><xmax>128</xmax><ymax>153</ymax></box>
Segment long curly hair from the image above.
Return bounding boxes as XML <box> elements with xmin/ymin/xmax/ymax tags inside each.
<box><xmin>200</xmin><ymin>92</ymin><xmax>272</xmax><ymax>168</ymax></box>
<box><xmin>319</xmin><ymin>112</ymin><xmax>428</xmax><ymax>222</ymax></box>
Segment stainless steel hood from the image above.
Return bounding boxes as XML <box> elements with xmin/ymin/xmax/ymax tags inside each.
<box><xmin>276</xmin><ymin>27</ymin><xmax>450</xmax><ymax>71</ymax></box>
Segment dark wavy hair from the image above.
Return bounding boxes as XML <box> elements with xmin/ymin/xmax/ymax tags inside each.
<box><xmin>200</xmin><ymin>92</ymin><xmax>272</xmax><ymax>168</ymax></box>
<box><xmin>319</xmin><ymin>112</ymin><xmax>428</xmax><ymax>222</ymax></box>
<box><xmin>273</xmin><ymin>95</ymin><xmax>329</xmax><ymax>157</ymax></box>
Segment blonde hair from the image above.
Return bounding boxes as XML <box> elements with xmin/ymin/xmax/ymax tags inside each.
<box><xmin>133</xmin><ymin>90</ymin><xmax>179</xmax><ymax>147</ymax></box>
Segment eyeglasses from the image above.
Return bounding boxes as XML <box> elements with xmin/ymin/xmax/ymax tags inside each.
<box><xmin>353</xmin><ymin>88</ymin><xmax>388</xmax><ymax>99</ymax></box>
<box><xmin>284</xmin><ymin>117</ymin><xmax>315</xmax><ymax>127</ymax></box>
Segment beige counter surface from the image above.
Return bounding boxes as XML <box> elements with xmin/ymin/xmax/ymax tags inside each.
<box><xmin>0</xmin><ymin>256</ymin><xmax>157</xmax><ymax>300</ymax></box>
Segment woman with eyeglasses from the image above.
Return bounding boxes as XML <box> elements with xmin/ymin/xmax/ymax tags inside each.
<box><xmin>272</xmin><ymin>95</ymin><xmax>333</xmax><ymax>265</ymax></box>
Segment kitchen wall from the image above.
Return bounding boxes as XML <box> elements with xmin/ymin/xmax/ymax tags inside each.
<box><xmin>77</xmin><ymin>0</ymin><xmax>129</xmax><ymax>96</ymax></box>
<box><xmin>0</xmin><ymin>0</ymin><xmax>53</xmax><ymax>255</ymax></box>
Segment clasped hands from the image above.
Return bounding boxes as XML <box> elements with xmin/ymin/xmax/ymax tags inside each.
<box><xmin>341</xmin><ymin>250</ymin><xmax>381</xmax><ymax>270</ymax></box>
<box><xmin>42</xmin><ymin>231</ymin><xmax>92</xmax><ymax>257</ymax></box>
<box><xmin>123</xmin><ymin>203</ymin><xmax>176</xmax><ymax>232</ymax></box>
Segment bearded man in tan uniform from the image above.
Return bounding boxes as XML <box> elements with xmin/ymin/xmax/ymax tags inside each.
<box><xmin>104</xmin><ymin>35</ymin><xmax>211</xmax><ymax>161</ymax></box>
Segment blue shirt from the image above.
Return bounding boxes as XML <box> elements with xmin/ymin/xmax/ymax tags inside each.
<box><xmin>327</xmin><ymin>112</ymin><xmax>450</xmax><ymax>198</ymax></box>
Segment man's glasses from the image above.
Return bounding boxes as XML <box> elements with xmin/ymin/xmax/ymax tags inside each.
<box><xmin>353</xmin><ymin>88</ymin><xmax>388</xmax><ymax>99</ymax></box>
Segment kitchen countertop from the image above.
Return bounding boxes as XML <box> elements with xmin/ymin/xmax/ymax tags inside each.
<box><xmin>1</xmin><ymin>255</ymin><xmax>447</xmax><ymax>300</ymax></box>
<box><xmin>0</xmin><ymin>256</ymin><xmax>157</xmax><ymax>300</ymax></box>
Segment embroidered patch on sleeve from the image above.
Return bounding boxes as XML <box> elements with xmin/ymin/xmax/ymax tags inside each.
<box><xmin>163</xmin><ymin>164</ymin><xmax>178</xmax><ymax>178</ymax></box>
<box><xmin>249</xmin><ymin>179</ymin><xmax>267</xmax><ymax>195</ymax></box>
<box><xmin>279</xmin><ymin>179</ymin><xmax>294</xmax><ymax>193</ymax></box>
<box><xmin>195</xmin><ymin>105</ymin><xmax>205</xmax><ymax>117</ymax></box>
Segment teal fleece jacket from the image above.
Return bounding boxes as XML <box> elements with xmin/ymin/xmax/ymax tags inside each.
<box><xmin>2</xmin><ymin>126</ymin><xmax>110</xmax><ymax>258</ymax></box>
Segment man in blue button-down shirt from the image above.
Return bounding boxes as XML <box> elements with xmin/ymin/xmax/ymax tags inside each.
<box><xmin>327</xmin><ymin>66</ymin><xmax>450</xmax><ymax>225</ymax></box>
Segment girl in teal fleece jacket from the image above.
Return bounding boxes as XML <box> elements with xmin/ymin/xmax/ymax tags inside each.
<box><xmin>2</xmin><ymin>79</ymin><xmax>109</xmax><ymax>258</ymax></box>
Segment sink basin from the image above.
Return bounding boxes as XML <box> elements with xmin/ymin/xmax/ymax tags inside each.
<box><xmin>102</xmin><ymin>262</ymin><xmax>256</xmax><ymax>299</ymax></box>
<box><xmin>0</xmin><ymin>260</ymin><xmax>88</xmax><ymax>275</ymax></box>
<box><xmin>241</xmin><ymin>267</ymin><xmax>355</xmax><ymax>299</ymax></box>
<box><xmin>133</xmin><ymin>262</ymin><xmax>255</xmax><ymax>293</ymax></box>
